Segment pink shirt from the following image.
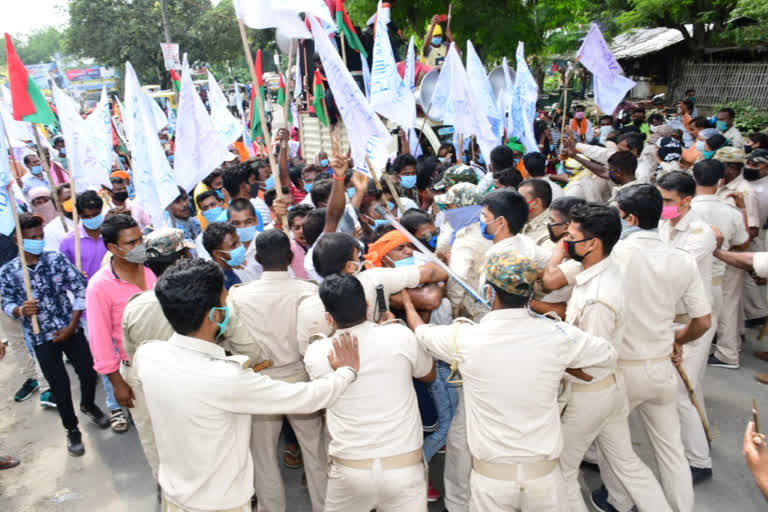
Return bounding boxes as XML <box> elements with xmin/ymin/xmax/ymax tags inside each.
<box><xmin>290</xmin><ymin>240</ymin><xmax>309</xmax><ymax>280</ymax></box>
<box><xmin>86</xmin><ymin>263</ymin><xmax>157</xmax><ymax>374</ymax></box>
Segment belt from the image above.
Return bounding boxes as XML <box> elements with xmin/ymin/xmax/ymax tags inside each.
<box><xmin>332</xmin><ymin>449</ymin><xmax>422</xmax><ymax>470</ymax></box>
<box><xmin>571</xmin><ymin>373</ymin><xmax>616</xmax><ymax>392</ymax></box>
<box><xmin>712</xmin><ymin>276</ymin><xmax>723</xmax><ymax>286</ymax></box>
<box><xmin>472</xmin><ymin>457</ymin><xmax>558</xmax><ymax>481</ymax></box>
<box><xmin>618</xmin><ymin>355</ymin><xmax>670</xmax><ymax>367</ymax></box>
<box><xmin>674</xmin><ymin>314</ymin><xmax>690</xmax><ymax>324</ymax></box>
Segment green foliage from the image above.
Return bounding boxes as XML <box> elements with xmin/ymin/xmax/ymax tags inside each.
<box><xmin>0</xmin><ymin>28</ymin><xmax>65</xmax><ymax>67</ymax></box>
<box><xmin>713</xmin><ymin>101</ymin><xmax>768</xmax><ymax>134</ymax></box>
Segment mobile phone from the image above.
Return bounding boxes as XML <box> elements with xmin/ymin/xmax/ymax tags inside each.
<box><xmin>375</xmin><ymin>285</ymin><xmax>387</xmax><ymax>315</ymax></box>
<box><xmin>437</xmin><ymin>14</ymin><xmax>448</xmax><ymax>22</ymax></box>
<box><xmin>754</xmin><ymin>399</ymin><xmax>760</xmax><ymax>434</ymax></box>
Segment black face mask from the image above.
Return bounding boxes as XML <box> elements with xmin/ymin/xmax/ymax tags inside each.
<box><xmin>565</xmin><ymin>238</ymin><xmax>593</xmax><ymax>263</ymax></box>
<box><xmin>547</xmin><ymin>222</ymin><xmax>567</xmax><ymax>242</ymax></box>
<box><xmin>113</xmin><ymin>191</ymin><xmax>129</xmax><ymax>202</ymax></box>
<box><xmin>744</xmin><ymin>167</ymin><xmax>761</xmax><ymax>181</ymax></box>
<box><xmin>249</xmin><ymin>182</ymin><xmax>261</xmax><ymax>198</ymax></box>
<box><xmin>745</xmin><ymin>145</ymin><xmax>754</xmax><ymax>154</ymax></box>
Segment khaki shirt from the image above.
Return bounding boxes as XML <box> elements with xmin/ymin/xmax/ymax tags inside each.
<box><xmin>304</xmin><ymin>320</ymin><xmax>432</xmax><ymax>460</ymax></box>
<box><xmin>546</xmin><ymin>177</ymin><xmax>565</xmax><ymax>200</ymax></box>
<box><xmin>134</xmin><ymin>333</ymin><xmax>355</xmax><ymax>511</ymax></box>
<box><xmin>691</xmin><ymin>195</ymin><xmax>749</xmax><ymax>278</ymax></box>
<box><xmin>609</xmin><ymin>179</ymin><xmax>639</xmax><ymax>204</ymax></box>
<box><xmin>611</xmin><ymin>230</ymin><xmax>711</xmax><ymax>360</ymax></box>
<box><xmin>717</xmin><ymin>174</ymin><xmax>761</xmax><ymax>229</ymax></box>
<box><xmin>659</xmin><ymin>211</ymin><xmax>716</xmax><ymax>301</ymax></box>
<box><xmin>565</xmin><ymin>257</ymin><xmax>624</xmax><ymax>383</ymax></box>
<box><xmin>522</xmin><ymin>208</ymin><xmax>551</xmax><ymax>247</ymax></box>
<box><xmin>564</xmin><ymin>171</ymin><xmax>613</xmax><ymax>203</ymax></box>
<box><xmin>121</xmin><ymin>290</ymin><xmax>174</xmax><ymax>364</ymax></box>
<box><xmin>415</xmin><ymin>309</ymin><xmax>616</xmax><ymax>462</ymax></box>
<box><xmin>447</xmin><ymin>223</ymin><xmax>493</xmax><ymax>318</ymax></box>
<box><xmin>296</xmin><ymin>266</ymin><xmax>421</xmax><ymax>351</ymax></box>
<box><xmin>223</xmin><ymin>272</ymin><xmax>317</xmax><ymax>379</ymax></box>
<box><xmin>724</xmin><ymin>126</ymin><xmax>744</xmax><ymax>149</ymax></box>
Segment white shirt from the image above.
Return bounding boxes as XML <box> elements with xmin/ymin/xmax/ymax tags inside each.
<box><xmin>134</xmin><ymin>333</ymin><xmax>355</xmax><ymax>511</ymax></box>
<box><xmin>746</xmin><ymin>173</ymin><xmax>768</xmax><ymax>228</ymax></box>
<box><xmin>415</xmin><ymin>310</ymin><xmax>616</xmax><ymax>462</ymax></box>
<box><xmin>717</xmin><ymin>174</ymin><xmax>760</xmax><ymax>229</ymax></box>
<box><xmin>43</xmin><ymin>216</ymin><xmax>74</xmax><ymax>251</ymax></box>
<box><xmin>724</xmin><ymin>125</ymin><xmax>744</xmax><ymax>149</ymax></box>
<box><xmin>611</xmin><ymin>230</ymin><xmax>711</xmax><ymax>360</ymax></box>
<box><xmin>233</xmin><ymin>238</ymin><xmax>262</xmax><ymax>283</ymax></box>
<box><xmin>690</xmin><ymin>195</ymin><xmax>749</xmax><ymax>278</ymax></box>
<box><xmin>21</xmin><ymin>173</ymin><xmax>48</xmax><ymax>197</ymax></box>
<box><xmin>659</xmin><ymin>210</ymin><xmax>716</xmax><ymax>301</ymax></box>
<box><xmin>304</xmin><ymin>321</ymin><xmax>432</xmax><ymax>459</ymax></box>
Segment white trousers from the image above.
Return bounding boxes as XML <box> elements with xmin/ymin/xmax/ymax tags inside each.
<box><xmin>324</xmin><ymin>460</ymin><xmax>427</xmax><ymax>512</ymax></box>
<box><xmin>561</xmin><ymin>376</ymin><xmax>671</xmax><ymax>512</ymax></box>
<box><xmin>444</xmin><ymin>386</ymin><xmax>471</xmax><ymax>512</ymax></box>
<box><xmin>121</xmin><ymin>363</ymin><xmax>159</xmax><ymax>479</ymax></box>
<box><xmin>600</xmin><ymin>360</ymin><xmax>693</xmax><ymax>512</ymax></box>
<box><xmin>716</xmin><ymin>265</ymin><xmax>744</xmax><ymax>365</ymax></box>
<box><xmin>469</xmin><ymin>466</ymin><xmax>567</xmax><ymax>511</ymax></box>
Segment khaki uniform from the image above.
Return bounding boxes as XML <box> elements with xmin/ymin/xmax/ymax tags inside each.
<box><xmin>522</xmin><ymin>208</ymin><xmax>552</xmax><ymax>247</ymax></box>
<box><xmin>415</xmin><ymin>309</ymin><xmax>617</xmax><ymax>511</ymax></box>
<box><xmin>134</xmin><ymin>333</ymin><xmax>355</xmax><ymax>512</ymax></box>
<box><xmin>608</xmin><ymin>179</ymin><xmax>639</xmax><ymax>204</ymax></box>
<box><xmin>296</xmin><ymin>266</ymin><xmax>421</xmax><ymax>351</ymax></box>
<box><xmin>755</xmin><ymin>253</ymin><xmax>768</xmax><ymax>278</ymax></box>
<box><xmin>559</xmin><ymin>258</ymin><xmax>671</xmax><ymax>512</ymax></box>
<box><xmin>121</xmin><ymin>290</ymin><xmax>175</xmax><ymax>479</ymax></box>
<box><xmin>564</xmin><ymin>171</ymin><xmax>613</xmax><ymax>203</ymax></box>
<box><xmin>223</xmin><ymin>272</ymin><xmax>325</xmax><ymax>512</ymax></box>
<box><xmin>545</xmin><ymin>177</ymin><xmax>565</xmax><ymax>201</ymax></box>
<box><xmin>447</xmin><ymin>223</ymin><xmax>493</xmax><ymax>319</ymax></box>
<box><xmin>303</xmin><ymin>321</ymin><xmax>433</xmax><ymax>512</ymax></box>
<box><xmin>601</xmin><ymin>230</ymin><xmax>710</xmax><ymax>512</ymax></box>
<box><xmin>692</xmin><ymin>196</ymin><xmax>750</xmax><ymax>367</ymax></box>
<box><xmin>741</xmin><ymin>173</ymin><xmax>768</xmax><ymax>321</ymax></box>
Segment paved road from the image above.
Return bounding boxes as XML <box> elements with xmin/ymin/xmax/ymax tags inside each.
<box><xmin>2</xmin><ymin>329</ymin><xmax>767</xmax><ymax>511</ymax></box>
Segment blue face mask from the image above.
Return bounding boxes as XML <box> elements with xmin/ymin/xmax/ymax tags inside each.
<box><xmin>59</xmin><ymin>147</ymin><xmax>66</xmax><ymax>156</ymax></box>
<box><xmin>400</xmin><ymin>175</ymin><xmax>417</xmax><ymax>189</ymax></box>
<box><xmin>203</xmin><ymin>206</ymin><xmax>223</xmax><ymax>223</ymax></box>
<box><xmin>304</xmin><ymin>182</ymin><xmax>312</xmax><ymax>193</ymax></box>
<box><xmin>23</xmin><ymin>238</ymin><xmax>45</xmax><ymax>255</ymax></box>
<box><xmin>223</xmin><ymin>244</ymin><xmax>246</xmax><ymax>267</ymax></box>
<box><xmin>392</xmin><ymin>256</ymin><xmax>415</xmax><ymax>267</ymax></box>
<box><xmin>82</xmin><ymin>214</ymin><xmax>104</xmax><ymax>230</ymax></box>
<box><xmin>480</xmin><ymin>217</ymin><xmax>500</xmax><ymax>241</ymax></box>
<box><xmin>214</xmin><ymin>189</ymin><xmax>224</xmax><ymax>200</ymax></box>
<box><xmin>320</xmin><ymin>159</ymin><xmax>329</xmax><ymax>168</ymax></box>
<box><xmin>264</xmin><ymin>175</ymin><xmax>275</xmax><ymax>191</ymax></box>
<box><xmin>432</xmin><ymin>37</ymin><xmax>443</xmax><ymax>46</ymax></box>
<box><xmin>702</xmin><ymin>149</ymin><xmax>716</xmax><ymax>160</ymax></box>
<box><xmin>237</xmin><ymin>225</ymin><xmax>258</xmax><ymax>243</ymax></box>
<box><xmin>476</xmin><ymin>154</ymin><xmax>485</xmax><ymax>165</ymax></box>
<box><xmin>462</xmin><ymin>155</ymin><xmax>468</xmax><ymax>164</ymax></box>
<box><xmin>372</xmin><ymin>219</ymin><xmax>388</xmax><ymax>229</ymax></box>
<box><xmin>438</xmin><ymin>157</ymin><xmax>447</xmax><ymax>164</ymax></box>
<box><xmin>695</xmin><ymin>140</ymin><xmax>706</xmax><ymax>152</ymax></box>
<box><xmin>208</xmin><ymin>306</ymin><xmax>230</xmax><ymax>339</ymax></box>
<box><xmin>346</xmin><ymin>187</ymin><xmax>356</xmax><ymax>199</ymax></box>
<box><xmin>716</xmin><ymin>120</ymin><xmax>729</xmax><ymax>132</ymax></box>
<box><xmin>386</xmin><ymin>201</ymin><xmax>395</xmax><ymax>211</ymax></box>
<box><xmin>30</xmin><ymin>165</ymin><xmax>43</xmax><ymax>175</ymax></box>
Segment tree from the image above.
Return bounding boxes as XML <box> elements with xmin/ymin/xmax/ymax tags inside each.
<box><xmin>1</xmin><ymin>28</ymin><xmax>65</xmax><ymax>67</ymax></box>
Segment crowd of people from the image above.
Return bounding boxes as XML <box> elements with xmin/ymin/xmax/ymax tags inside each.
<box><xmin>3</xmin><ymin>13</ymin><xmax>768</xmax><ymax>509</ymax></box>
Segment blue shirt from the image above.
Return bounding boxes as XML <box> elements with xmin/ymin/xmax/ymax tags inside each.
<box><xmin>223</xmin><ymin>268</ymin><xmax>241</xmax><ymax>290</ymax></box>
<box><xmin>0</xmin><ymin>251</ymin><xmax>87</xmax><ymax>345</ymax></box>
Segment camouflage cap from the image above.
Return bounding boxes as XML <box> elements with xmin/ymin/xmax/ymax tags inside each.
<box><xmin>747</xmin><ymin>149</ymin><xmax>768</xmax><ymax>166</ymax></box>
<box><xmin>484</xmin><ymin>251</ymin><xmax>538</xmax><ymax>298</ymax></box>
<box><xmin>432</xmin><ymin>164</ymin><xmax>478</xmax><ymax>191</ymax></box>
<box><xmin>434</xmin><ymin>182</ymin><xmax>483</xmax><ymax>207</ymax></box>
<box><xmin>145</xmin><ymin>227</ymin><xmax>195</xmax><ymax>259</ymax></box>
<box><xmin>715</xmin><ymin>146</ymin><xmax>745</xmax><ymax>163</ymax></box>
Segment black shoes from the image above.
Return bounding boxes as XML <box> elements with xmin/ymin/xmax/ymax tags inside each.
<box><xmin>67</xmin><ymin>429</ymin><xmax>85</xmax><ymax>457</ymax></box>
<box><xmin>691</xmin><ymin>466</ymin><xmax>713</xmax><ymax>485</ymax></box>
<box><xmin>80</xmin><ymin>403</ymin><xmax>110</xmax><ymax>429</ymax></box>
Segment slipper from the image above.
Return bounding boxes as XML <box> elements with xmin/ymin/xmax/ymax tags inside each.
<box><xmin>0</xmin><ymin>455</ymin><xmax>20</xmax><ymax>470</ymax></box>
<box><xmin>110</xmin><ymin>410</ymin><xmax>129</xmax><ymax>433</ymax></box>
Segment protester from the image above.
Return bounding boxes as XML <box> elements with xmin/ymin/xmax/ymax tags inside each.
<box><xmin>104</xmin><ymin>175</ymin><xmax>151</xmax><ymax>230</ymax></box>
<box><xmin>421</xmin><ymin>15</ymin><xmax>453</xmax><ymax>67</ymax></box>
<box><xmin>27</xmin><ymin>187</ymin><xmax>56</xmax><ymax>226</ymax></box>
<box><xmin>43</xmin><ymin>183</ymin><xmax>75</xmax><ymax>251</ymax></box>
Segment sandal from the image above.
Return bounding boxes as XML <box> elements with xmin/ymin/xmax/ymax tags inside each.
<box><xmin>110</xmin><ymin>410</ymin><xmax>129</xmax><ymax>433</ymax></box>
<box><xmin>0</xmin><ymin>455</ymin><xmax>20</xmax><ymax>470</ymax></box>
<box><xmin>282</xmin><ymin>446</ymin><xmax>303</xmax><ymax>469</ymax></box>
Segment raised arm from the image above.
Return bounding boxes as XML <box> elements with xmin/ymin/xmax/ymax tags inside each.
<box><xmin>323</xmin><ymin>154</ymin><xmax>348</xmax><ymax>233</ymax></box>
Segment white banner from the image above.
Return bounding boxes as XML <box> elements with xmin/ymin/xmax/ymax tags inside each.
<box><xmin>466</xmin><ymin>41</ymin><xmax>503</xmax><ymax>144</ymax></box>
<box><xmin>207</xmin><ymin>69</ymin><xmax>242</xmax><ymax>145</ymax></box>
<box><xmin>160</xmin><ymin>42</ymin><xmax>181</xmax><ymax>71</ymax></box>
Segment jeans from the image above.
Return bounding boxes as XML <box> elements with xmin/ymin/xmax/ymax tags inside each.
<box><xmin>81</xmin><ymin>317</ymin><xmax>120</xmax><ymax>412</ymax></box>
<box><xmin>33</xmin><ymin>330</ymin><xmax>97</xmax><ymax>431</ymax></box>
<box><xmin>423</xmin><ymin>362</ymin><xmax>459</xmax><ymax>463</ymax></box>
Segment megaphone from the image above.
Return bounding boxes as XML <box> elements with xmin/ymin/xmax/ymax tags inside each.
<box><xmin>489</xmin><ymin>65</ymin><xmax>515</xmax><ymax>101</ymax></box>
<box><xmin>416</xmin><ymin>69</ymin><xmax>446</xmax><ymax>122</ymax></box>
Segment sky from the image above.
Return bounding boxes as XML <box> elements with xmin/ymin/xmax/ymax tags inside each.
<box><xmin>0</xmin><ymin>0</ymin><xmax>69</xmax><ymax>38</ymax></box>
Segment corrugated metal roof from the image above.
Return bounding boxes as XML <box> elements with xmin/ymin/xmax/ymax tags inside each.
<box><xmin>611</xmin><ymin>26</ymin><xmax>690</xmax><ymax>59</ymax></box>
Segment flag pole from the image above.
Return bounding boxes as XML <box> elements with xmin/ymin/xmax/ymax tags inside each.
<box><xmin>32</xmin><ymin>129</ymin><xmax>68</xmax><ymax>233</ymax></box>
<box><xmin>3</xmin><ymin>130</ymin><xmax>23</xmax><ymax>187</ymax></box>
<box><xmin>65</xmin><ymin>160</ymin><xmax>81</xmax><ymax>271</ymax></box>
<box><xmin>282</xmin><ymin>40</ymin><xmax>295</xmax><ymax>129</ymax></box>
<box><xmin>8</xmin><ymin>183</ymin><xmax>39</xmax><ymax>334</ymax></box>
<box><xmin>236</xmin><ymin>19</ymin><xmax>289</xmax><ymax>232</ymax></box>
<box><xmin>365</xmin><ymin>156</ymin><xmax>383</xmax><ymax>191</ymax></box>
<box><xmin>340</xmin><ymin>31</ymin><xmax>348</xmax><ymax>67</ymax></box>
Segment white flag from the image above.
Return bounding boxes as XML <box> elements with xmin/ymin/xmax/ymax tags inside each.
<box><xmin>369</xmin><ymin>0</ymin><xmax>415</xmax><ymax>129</ymax></box>
<box><xmin>233</xmin><ymin>80</ymin><xmax>254</xmax><ymax>158</ymax></box>
<box><xmin>0</xmin><ymin>115</ymin><xmax>14</xmax><ymax>236</ymax></box>
<box><xmin>124</xmin><ymin>61</ymin><xmax>178</xmax><ymax>227</ymax></box>
<box><xmin>428</xmin><ymin>49</ymin><xmax>454</xmax><ymax>124</ymax></box>
<box><xmin>146</xmin><ymin>92</ymin><xmax>168</xmax><ymax>134</ymax></box>
<box><xmin>207</xmin><ymin>70</ymin><xmax>242</xmax><ymax>145</ymax></box>
<box><xmin>293</xmin><ymin>44</ymin><xmax>303</xmax><ymax>100</ymax></box>
<box><xmin>499</xmin><ymin>57</ymin><xmax>515</xmax><ymax>135</ymax></box>
<box><xmin>466</xmin><ymin>41</ymin><xmax>503</xmax><ymax>143</ymax></box>
<box><xmin>513</xmin><ymin>42</ymin><xmax>539</xmax><ymax>155</ymax></box>
<box><xmin>405</xmin><ymin>36</ymin><xmax>416</xmax><ymax>92</ymax></box>
<box><xmin>234</xmin><ymin>0</ymin><xmax>333</xmax><ymax>39</ymax></box>
<box><xmin>174</xmin><ymin>55</ymin><xmax>233</xmax><ymax>193</ymax></box>
<box><xmin>309</xmin><ymin>16</ymin><xmax>390</xmax><ymax>177</ymax></box>
<box><xmin>577</xmin><ymin>23</ymin><xmax>636</xmax><ymax>114</ymax></box>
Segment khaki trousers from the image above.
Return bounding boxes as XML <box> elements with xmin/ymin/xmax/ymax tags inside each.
<box><xmin>561</xmin><ymin>376</ymin><xmax>671</xmax><ymax>512</ymax></box>
<box><xmin>324</xmin><ymin>459</ymin><xmax>427</xmax><ymax>511</ymax></box>
<box><xmin>121</xmin><ymin>363</ymin><xmax>159</xmax><ymax>479</ymax></box>
<box><xmin>601</xmin><ymin>360</ymin><xmax>693</xmax><ymax>512</ymax></box>
<box><xmin>742</xmin><ymin>248</ymin><xmax>768</xmax><ymax>321</ymax></box>
<box><xmin>715</xmin><ymin>265</ymin><xmax>744</xmax><ymax>365</ymax></box>
<box><xmin>444</xmin><ymin>386</ymin><xmax>471</xmax><ymax>512</ymax></box>
<box><xmin>469</xmin><ymin>465</ymin><xmax>567</xmax><ymax>511</ymax></box>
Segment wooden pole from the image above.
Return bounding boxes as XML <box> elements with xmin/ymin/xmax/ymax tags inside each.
<box><xmin>340</xmin><ymin>31</ymin><xmax>348</xmax><ymax>67</ymax></box>
<box><xmin>382</xmin><ymin>174</ymin><xmax>404</xmax><ymax>215</ymax></box>
<box><xmin>365</xmin><ymin>156</ymin><xmax>383</xmax><ymax>192</ymax></box>
<box><xmin>282</xmin><ymin>40</ymin><xmax>295</xmax><ymax>129</ymax></box>
<box><xmin>4</xmin><ymin>131</ymin><xmax>23</xmax><ymax>188</ymax></box>
<box><xmin>8</xmin><ymin>183</ymin><xmax>39</xmax><ymax>334</ymax></box>
<box><xmin>32</xmin><ymin>129</ymin><xmax>68</xmax><ymax>233</ymax></box>
<box><xmin>236</xmin><ymin>20</ymin><xmax>289</xmax><ymax>232</ymax></box>
<box><xmin>675</xmin><ymin>362</ymin><xmax>712</xmax><ymax>442</ymax></box>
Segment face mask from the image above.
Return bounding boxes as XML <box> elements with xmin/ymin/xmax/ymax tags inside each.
<box><xmin>346</xmin><ymin>187</ymin><xmax>356</xmax><ymax>199</ymax></box>
<box><xmin>213</xmin><ymin>188</ymin><xmax>224</xmax><ymax>200</ymax></box>
<box><xmin>660</xmin><ymin>204</ymin><xmax>682</xmax><ymax>220</ymax></box>
<box><xmin>688</xmin><ymin>96</ymin><xmax>696</xmax><ymax>104</ymax></box>
<box><xmin>62</xmin><ymin>198</ymin><xmax>73</xmax><ymax>213</ymax></box>
<box><xmin>372</xmin><ymin>219</ymin><xmax>388</xmax><ymax>229</ymax></box>
<box><xmin>620</xmin><ymin>216</ymin><xmax>642</xmax><ymax>239</ymax></box>
<box><xmin>113</xmin><ymin>191</ymin><xmax>129</xmax><ymax>203</ymax></box>
<box><xmin>744</xmin><ymin>167</ymin><xmax>761</xmax><ymax>181</ymax></box>
<box><xmin>716</xmin><ymin>120</ymin><xmax>729</xmax><ymax>132</ymax></box>
<box><xmin>320</xmin><ymin>159</ymin><xmax>329</xmax><ymax>168</ymax></box>
<box><xmin>23</xmin><ymin>238</ymin><xmax>45</xmax><ymax>255</ymax></box>
<box><xmin>649</xmin><ymin>125</ymin><xmax>657</xmax><ymax>133</ymax></box>
<box><xmin>565</xmin><ymin>238</ymin><xmax>592</xmax><ymax>262</ymax></box>
<box><xmin>30</xmin><ymin>165</ymin><xmax>43</xmax><ymax>175</ymax></box>
<box><xmin>400</xmin><ymin>175</ymin><xmax>417</xmax><ymax>189</ymax></box>
<box><xmin>59</xmin><ymin>147</ymin><xmax>66</xmax><ymax>156</ymax></box>
<box><xmin>480</xmin><ymin>216</ymin><xmax>501</xmax><ymax>241</ymax></box>
<box><xmin>82</xmin><ymin>214</ymin><xmax>104</xmax><ymax>230</ymax></box>
<box><xmin>208</xmin><ymin>306</ymin><xmax>230</xmax><ymax>339</ymax></box>
<box><xmin>598</xmin><ymin>125</ymin><xmax>612</xmax><ymax>139</ymax></box>
<box><xmin>695</xmin><ymin>140</ymin><xmax>706</xmax><ymax>152</ymax></box>
<box><xmin>391</xmin><ymin>256</ymin><xmax>415</xmax><ymax>268</ymax></box>
<box><xmin>120</xmin><ymin>244</ymin><xmax>147</xmax><ymax>264</ymax></box>
<box><xmin>547</xmin><ymin>222</ymin><xmax>566</xmax><ymax>242</ymax></box>
<box><xmin>702</xmin><ymin>150</ymin><xmax>716</xmax><ymax>160</ymax></box>
<box><xmin>608</xmin><ymin>170</ymin><xmax>621</xmax><ymax>184</ymax></box>
<box><xmin>167</xmin><ymin>155</ymin><xmax>174</xmax><ymax>165</ymax></box>
<box><xmin>386</xmin><ymin>201</ymin><xmax>395</xmax><ymax>211</ymax></box>
<box><xmin>745</xmin><ymin>145</ymin><xmax>754</xmax><ymax>154</ymax></box>
<box><xmin>438</xmin><ymin>157</ymin><xmax>446</xmax><ymax>164</ymax></box>
<box><xmin>222</xmin><ymin>244</ymin><xmax>246</xmax><ymax>267</ymax></box>
<box><xmin>304</xmin><ymin>182</ymin><xmax>312</xmax><ymax>193</ymax></box>
<box><xmin>237</xmin><ymin>225</ymin><xmax>258</xmax><ymax>243</ymax></box>
<box><xmin>477</xmin><ymin>154</ymin><xmax>485</xmax><ymax>165</ymax></box>
<box><xmin>203</xmin><ymin>207</ymin><xmax>224</xmax><ymax>223</ymax></box>
<box><xmin>575</xmin><ymin>112</ymin><xmax>585</xmax><ymax>120</ymax></box>
<box><xmin>432</xmin><ymin>37</ymin><xmax>443</xmax><ymax>46</ymax></box>
<box><xmin>346</xmin><ymin>259</ymin><xmax>362</xmax><ymax>275</ymax></box>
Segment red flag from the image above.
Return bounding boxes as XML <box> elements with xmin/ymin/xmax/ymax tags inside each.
<box><xmin>5</xmin><ymin>33</ymin><xmax>56</xmax><ymax>124</ymax></box>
